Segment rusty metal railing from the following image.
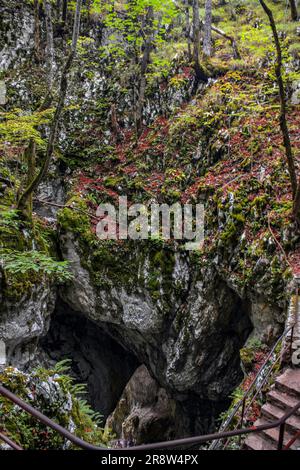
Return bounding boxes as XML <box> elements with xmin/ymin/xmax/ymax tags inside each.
<box><xmin>284</xmin><ymin>429</ymin><xmax>300</xmax><ymax>450</ymax></box>
<box><xmin>212</xmin><ymin>281</ymin><xmax>300</xmax><ymax>451</ymax></box>
<box><xmin>0</xmin><ymin>383</ymin><xmax>300</xmax><ymax>451</ymax></box>
<box><xmin>0</xmin><ymin>431</ymin><xmax>22</xmax><ymax>450</ymax></box>
<box><xmin>209</xmin><ymin>321</ymin><xmax>297</xmax><ymax>450</ymax></box>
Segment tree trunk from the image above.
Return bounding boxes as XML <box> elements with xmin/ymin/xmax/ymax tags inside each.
<box><xmin>135</xmin><ymin>6</ymin><xmax>154</xmax><ymax>136</ymax></box>
<box><xmin>56</xmin><ymin>0</ymin><xmax>61</xmax><ymax>20</ymax></box>
<box><xmin>21</xmin><ymin>140</ymin><xmax>36</xmax><ymax>220</ymax></box>
<box><xmin>86</xmin><ymin>0</ymin><xmax>93</xmax><ymax>26</ymax></box>
<box><xmin>192</xmin><ymin>0</ymin><xmax>208</xmax><ymax>83</ymax></box>
<box><xmin>203</xmin><ymin>0</ymin><xmax>213</xmax><ymax>57</ymax></box>
<box><xmin>43</xmin><ymin>0</ymin><xmax>55</xmax><ymax>88</ymax></box>
<box><xmin>184</xmin><ymin>0</ymin><xmax>192</xmax><ymax>61</ymax></box>
<box><xmin>289</xmin><ymin>0</ymin><xmax>298</xmax><ymax>21</ymax></box>
<box><xmin>34</xmin><ymin>0</ymin><xmax>42</xmax><ymax>62</ymax></box>
<box><xmin>206</xmin><ymin>22</ymin><xmax>241</xmax><ymax>59</ymax></box>
<box><xmin>17</xmin><ymin>0</ymin><xmax>83</xmax><ymax>218</ymax></box>
<box><xmin>259</xmin><ymin>1</ymin><xmax>298</xmax><ymax>216</ymax></box>
<box><xmin>62</xmin><ymin>0</ymin><xmax>68</xmax><ymax>26</ymax></box>
<box><xmin>111</xmin><ymin>103</ymin><xmax>122</xmax><ymax>142</ymax></box>
<box><xmin>71</xmin><ymin>0</ymin><xmax>82</xmax><ymax>50</ymax></box>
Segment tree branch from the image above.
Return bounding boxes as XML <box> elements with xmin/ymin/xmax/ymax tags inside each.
<box><xmin>259</xmin><ymin>1</ymin><xmax>297</xmax><ymax>201</ymax></box>
<box><xmin>34</xmin><ymin>198</ymin><xmax>100</xmax><ymax>221</ymax></box>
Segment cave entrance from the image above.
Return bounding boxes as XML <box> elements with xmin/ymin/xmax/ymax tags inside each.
<box><xmin>40</xmin><ymin>300</ymin><xmax>139</xmax><ymax>420</ymax></box>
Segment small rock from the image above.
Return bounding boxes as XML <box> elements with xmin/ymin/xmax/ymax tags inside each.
<box><xmin>291</xmin><ymin>80</ymin><xmax>300</xmax><ymax>105</ymax></box>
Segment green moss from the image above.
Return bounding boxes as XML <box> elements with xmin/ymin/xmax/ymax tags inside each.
<box><xmin>220</xmin><ymin>221</ymin><xmax>239</xmax><ymax>245</ymax></box>
<box><xmin>57</xmin><ymin>196</ymin><xmax>91</xmax><ymax>236</ymax></box>
<box><xmin>104</xmin><ymin>175</ymin><xmax>124</xmax><ymax>188</ymax></box>
<box><xmin>0</xmin><ymin>363</ymin><xmax>112</xmax><ymax>450</ymax></box>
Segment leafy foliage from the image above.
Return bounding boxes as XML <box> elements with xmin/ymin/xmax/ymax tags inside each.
<box><xmin>0</xmin><ymin>249</ymin><xmax>73</xmax><ymax>282</ymax></box>
<box><xmin>0</xmin><ymin>108</ymin><xmax>53</xmax><ymax>147</ymax></box>
<box><xmin>95</xmin><ymin>0</ymin><xmax>178</xmax><ymax>59</ymax></box>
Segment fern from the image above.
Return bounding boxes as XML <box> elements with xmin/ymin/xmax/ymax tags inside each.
<box><xmin>53</xmin><ymin>359</ymin><xmax>73</xmax><ymax>375</ymax></box>
<box><xmin>0</xmin><ymin>249</ymin><xmax>73</xmax><ymax>282</ymax></box>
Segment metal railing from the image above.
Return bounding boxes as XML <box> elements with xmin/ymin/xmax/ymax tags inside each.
<box><xmin>0</xmin><ymin>382</ymin><xmax>300</xmax><ymax>451</ymax></box>
<box><xmin>210</xmin><ymin>282</ymin><xmax>300</xmax><ymax>450</ymax></box>
<box><xmin>209</xmin><ymin>321</ymin><xmax>297</xmax><ymax>450</ymax></box>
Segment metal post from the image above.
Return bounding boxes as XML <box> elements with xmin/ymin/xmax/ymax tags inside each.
<box><xmin>237</xmin><ymin>396</ymin><xmax>247</xmax><ymax>447</ymax></box>
<box><xmin>240</xmin><ymin>396</ymin><xmax>246</xmax><ymax>429</ymax></box>
<box><xmin>290</xmin><ymin>326</ymin><xmax>294</xmax><ymax>364</ymax></box>
<box><xmin>277</xmin><ymin>423</ymin><xmax>286</xmax><ymax>450</ymax></box>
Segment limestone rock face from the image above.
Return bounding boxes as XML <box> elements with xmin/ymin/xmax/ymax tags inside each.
<box><xmin>34</xmin><ymin>165</ymin><xmax>67</xmax><ymax>221</ymax></box>
<box><xmin>0</xmin><ymin>1</ymin><xmax>195</xmax><ymax>137</ymax></box>
<box><xmin>106</xmin><ymin>365</ymin><xmax>184</xmax><ymax>445</ymax></box>
<box><xmin>0</xmin><ymin>1</ymin><xmax>34</xmax><ymax>71</ymax></box>
<box><xmin>57</xmin><ymin>231</ymin><xmax>254</xmax><ymax>433</ymax></box>
<box><xmin>0</xmin><ymin>271</ymin><xmax>56</xmax><ymax>369</ymax></box>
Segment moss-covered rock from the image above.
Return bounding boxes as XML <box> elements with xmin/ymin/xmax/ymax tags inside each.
<box><xmin>0</xmin><ymin>363</ymin><xmax>112</xmax><ymax>450</ymax></box>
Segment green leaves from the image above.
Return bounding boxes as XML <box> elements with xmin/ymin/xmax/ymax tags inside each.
<box><xmin>0</xmin><ymin>108</ymin><xmax>54</xmax><ymax>147</ymax></box>
<box><xmin>0</xmin><ymin>249</ymin><xmax>73</xmax><ymax>282</ymax></box>
<box><xmin>0</xmin><ymin>208</ymin><xmax>20</xmax><ymax>230</ymax></box>
<box><xmin>94</xmin><ymin>0</ymin><xmax>179</xmax><ymax>60</ymax></box>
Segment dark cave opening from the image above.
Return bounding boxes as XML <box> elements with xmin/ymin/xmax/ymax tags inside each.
<box><xmin>39</xmin><ymin>281</ymin><xmax>254</xmax><ymax>442</ymax></box>
<box><xmin>40</xmin><ymin>299</ymin><xmax>139</xmax><ymax>421</ymax></box>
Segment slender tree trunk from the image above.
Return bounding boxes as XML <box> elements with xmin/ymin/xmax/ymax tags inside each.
<box><xmin>192</xmin><ymin>0</ymin><xmax>208</xmax><ymax>83</ymax></box>
<box><xmin>135</xmin><ymin>6</ymin><xmax>154</xmax><ymax>135</ymax></box>
<box><xmin>111</xmin><ymin>103</ymin><xmax>122</xmax><ymax>142</ymax></box>
<box><xmin>203</xmin><ymin>22</ymin><xmax>241</xmax><ymax>59</ymax></box>
<box><xmin>21</xmin><ymin>140</ymin><xmax>36</xmax><ymax>219</ymax></box>
<box><xmin>56</xmin><ymin>0</ymin><xmax>61</xmax><ymax>19</ymax></box>
<box><xmin>34</xmin><ymin>0</ymin><xmax>42</xmax><ymax>62</ymax></box>
<box><xmin>184</xmin><ymin>0</ymin><xmax>192</xmax><ymax>61</ymax></box>
<box><xmin>60</xmin><ymin>0</ymin><xmax>68</xmax><ymax>42</ymax></box>
<box><xmin>62</xmin><ymin>0</ymin><xmax>68</xmax><ymax>26</ymax></box>
<box><xmin>203</xmin><ymin>0</ymin><xmax>213</xmax><ymax>57</ymax></box>
<box><xmin>259</xmin><ymin>1</ymin><xmax>298</xmax><ymax>216</ymax></box>
<box><xmin>289</xmin><ymin>0</ymin><xmax>298</xmax><ymax>21</ymax></box>
<box><xmin>44</xmin><ymin>0</ymin><xmax>55</xmax><ymax>88</ymax></box>
<box><xmin>71</xmin><ymin>0</ymin><xmax>82</xmax><ymax>49</ymax></box>
<box><xmin>17</xmin><ymin>0</ymin><xmax>83</xmax><ymax>218</ymax></box>
<box><xmin>86</xmin><ymin>0</ymin><xmax>93</xmax><ymax>26</ymax></box>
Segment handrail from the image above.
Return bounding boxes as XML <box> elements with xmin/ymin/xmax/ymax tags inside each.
<box><xmin>210</xmin><ymin>321</ymin><xmax>296</xmax><ymax>449</ymax></box>
<box><xmin>0</xmin><ymin>384</ymin><xmax>107</xmax><ymax>451</ymax></box>
<box><xmin>0</xmin><ymin>431</ymin><xmax>23</xmax><ymax>450</ymax></box>
<box><xmin>214</xmin><ymin>290</ymin><xmax>300</xmax><ymax>451</ymax></box>
<box><xmin>0</xmin><ymin>383</ymin><xmax>300</xmax><ymax>451</ymax></box>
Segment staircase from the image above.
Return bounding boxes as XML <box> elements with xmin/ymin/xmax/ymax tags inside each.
<box><xmin>245</xmin><ymin>368</ymin><xmax>300</xmax><ymax>450</ymax></box>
